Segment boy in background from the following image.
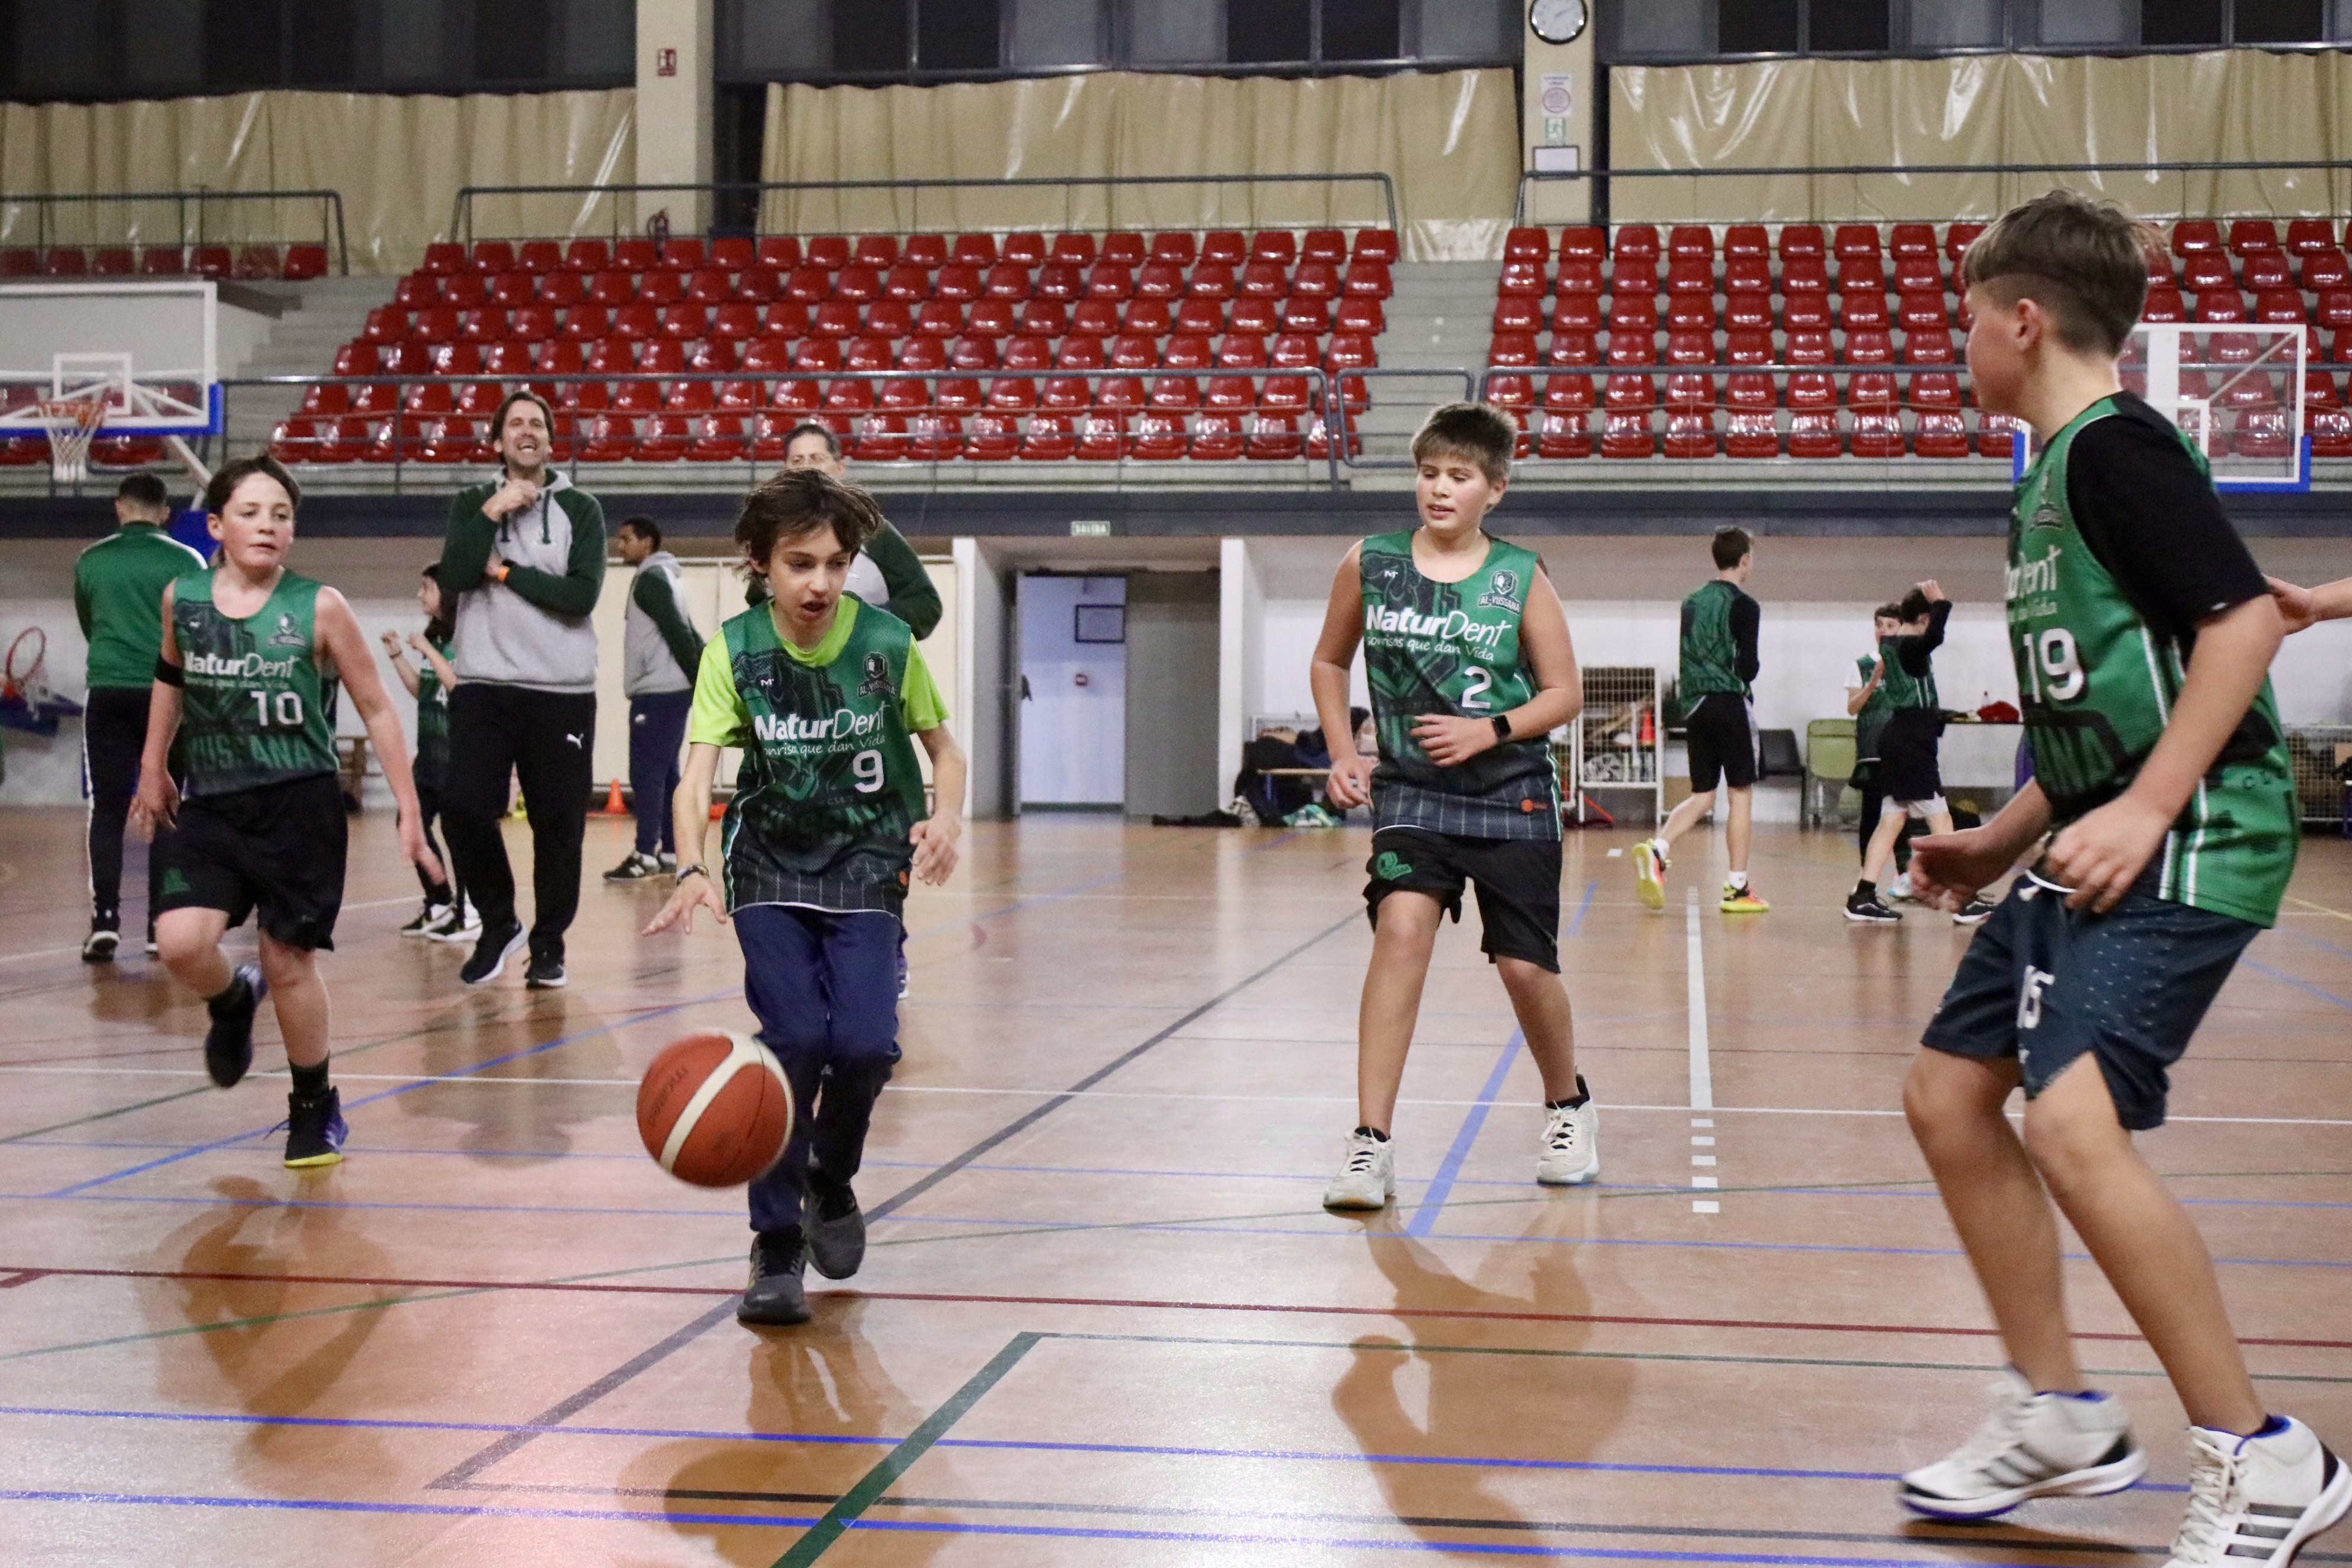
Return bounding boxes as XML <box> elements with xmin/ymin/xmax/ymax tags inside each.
<box><xmin>605</xmin><ymin>516</ymin><xmax>705</xmax><ymax>883</ymax></box>
<box><xmin>1851</xmin><ymin>584</ymin><xmax>1992</xmax><ymax>925</ymax></box>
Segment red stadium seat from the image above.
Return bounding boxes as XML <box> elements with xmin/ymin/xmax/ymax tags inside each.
<box><xmin>850</xmin><ymin>235</ymin><xmax>897</xmax><ymax>269</ymax></box>
<box><xmin>471</xmin><ymin>241</ymin><xmax>516</xmax><ymax>274</ymax></box>
<box><xmin>1050</xmin><ymin>233</ymin><xmax>1098</xmax><ymax>268</ymax></box>
<box><xmin>2301</xmin><ymin>250</ymin><xmax>2350</xmax><ymax>290</ymax></box>
<box><xmin>1833</xmin><ymin>224</ymin><xmax>1882</xmax><ymax>262</ymax></box>
<box><xmin>138</xmin><ymin>247</ymin><xmax>186</xmax><ymax>276</ymax></box>
<box><xmin>1779</xmin><ymin>225</ymin><xmax>1825</xmax><ymax>263</ymax></box>
<box><xmin>90</xmin><ymin>247</ymin><xmax>136</xmax><ymax>276</ymax></box>
<box><xmin>951</xmin><ymin>234</ymin><xmax>999</xmax><ymax>267</ymax></box>
<box><xmin>1192</xmin><ymin>411</ymin><xmax>1245</xmax><ymax>459</ymax></box>
<box><xmin>1131</xmin><ymin>410</ymin><xmax>1188</xmax><ymax>459</ymax></box>
<box><xmin>1086</xmin><ymin>263</ymin><xmax>1135</xmax><ymax>302</ymax></box>
<box><xmin>2172</xmin><ymin>220</ymin><xmax>2222</xmax><ymax>256</ymax></box>
<box><xmin>190</xmin><ymin>244</ymin><xmax>233</xmax><ymax>278</ymax></box>
<box><xmin>965</xmin><ymin>410</ymin><xmax>1021</xmax><ymax>459</ymax></box>
<box><xmin>422</xmin><ymin>242</ymin><xmax>465</xmax><ymax>276</ymax></box>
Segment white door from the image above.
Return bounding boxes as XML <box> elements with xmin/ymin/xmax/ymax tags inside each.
<box><xmin>1018</xmin><ymin>574</ymin><xmax>1126</xmax><ymax>808</ymax></box>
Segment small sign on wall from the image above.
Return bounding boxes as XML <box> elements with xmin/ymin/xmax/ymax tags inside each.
<box><xmin>656</xmin><ymin>47</ymin><xmax>678</xmax><ymax>76</ymax></box>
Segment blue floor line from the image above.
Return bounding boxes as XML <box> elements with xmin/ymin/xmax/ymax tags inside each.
<box><xmin>1408</xmin><ymin>1032</ymin><xmax>1524</xmax><ymax>1239</ymax></box>
<box><xmin>2240</xmin><ymin>957</ymin><xmax>2352</xmax><ymax>1014</ymax></box>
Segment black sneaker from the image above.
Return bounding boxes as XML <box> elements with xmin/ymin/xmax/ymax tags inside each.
<box><xmin>738</xmin><ymin>1230</ymin><xmax>810</xmax><ymax>1325</ymax></box>
<box><xmin>1953</xmin><ymin>896</ymin><xmax>1997</xmax><ymax>927</ymax></box>
<box><xmin>603</xmin><ymin>851</ymin><xmax>662</xmax><ymax>882</ymax></box>
<box><xmin>807</xmin><ymin>1185</ymin><xmax>866</xmax><ymax>1280</ymax></box>
<box><xmin>460</xmin><ymin>920</ymin><xmax>527</xmax><ymax>987</ymax></box>
<box><xmin>204</xmin><ymin>964</ymin><xmax>266</xmax><ymax>1087</ymax></box>
<box><xmin>525</xmin><ymin>954</ymin><xmax>567</xmax><ymax>989</ymax></box>
<box><xmin>398</xmin><ymin>902</ymin><xmax>446</xmax><ymax>938</ymax></box>
<box><xmin>1845</xmin><ymin>890</ymin><xmax>1902</xmax><ymax>925</ymax></box>
<box><xmin>143</xmin><ymin>923</ymin><xmax>158</xmax><ymax>958</ymax></box>
<box><xmin>81</xmin><ymin>926</ymin><xmax>120</xmax><ymax>963</ymax></box>
<box><xmin>280</xmin><ymin>1087</ymin><xmax>347</xmax><ymax>1168</ymax></box>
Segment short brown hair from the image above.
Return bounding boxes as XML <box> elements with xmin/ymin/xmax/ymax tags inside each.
<box><xmin>1874</xmin><ymin>601</ymin><xmax>1905</xmax><ymax>623</ymax></box>
<box><xmin>204</xmin><ymin>452</ymin><xmax>300</xmax><ymax>516</ymax></box>
<box><xmin>734</xmin><ymin>469</ymin><xmax>883</xmax><ymax>570</ymax></box>
<box><xmin>1959</xmin><ymin>190</ymin><xmax>2153</xmax><ymax>357</ymax></box>
<box><xmin>1411</xmin><ymin>401</ymin><xmax>1517</xmax><ymax>484</ymax></box>
<box><xmin>783</xmin><ymin>420</ymin><xmax>841</xmax><ymax>458</ymax></box>
<box><xmin>492</xmin><ymin>388</ymin><xmax>555</xmax><ymax>440</ymax></box>
<box><xmin>1711</xmin><ymin>525</ymin><xmax>1752</xmax><ymax>570</ymax></box>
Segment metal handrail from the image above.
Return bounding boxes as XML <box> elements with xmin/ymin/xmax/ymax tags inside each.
<box><xmin>451</xmin><ymin>175</ymin><xmax>1400</xmax><ymax>247</ymax></box>
<box><xmin>223</xmin><ymin>365</ymin><xmax>1354</xmax><ymax>489</ymax></box>
<box><xmin>1515</xmin><ymin>159</ymin><xmax>2352</xmax><ymax>227</ymax></box>
<box><xmin>0</xmin><ymin>189</ymin><xmax>349</xmax><ymax>274</ymax></box>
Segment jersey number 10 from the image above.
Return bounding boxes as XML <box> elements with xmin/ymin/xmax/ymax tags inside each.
<box><xmin>250</xmin><ymin>690</ymin><xmax>305</xmax><ymax>728</ymax></box>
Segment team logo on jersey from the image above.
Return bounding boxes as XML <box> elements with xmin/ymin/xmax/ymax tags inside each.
<box><xmin>1475</xmin><ymin>570</ymin><xmax>1522</xmax><ymax>614</ymax></box>
<box><xmin>858</xmin><ymin>651</ymin><xmax>896</xmax><ymax>699</ymax></box>
<box><xmin>2026</xmin><ymin>501</ymin><xmax>2064</xmax><ymax>534</ymax></box>
<box><xmin>266</xmin><ymin>610</ymin><xmax>307</xmax><ymax>648</ymax></box>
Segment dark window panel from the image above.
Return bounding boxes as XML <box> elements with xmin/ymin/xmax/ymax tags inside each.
<box><xmin>2141</xmin><ymin>0</ymin><xmax>2224</xmax><ymax>43</ymax></box>
<box><xmin>918</xmin><ymin>0</ymin><xmax>1000</xmax><ymax>68</ymax></box>
<box><xmin>1719</xmin><ymin>0</ymin><xmax>1799</xmax><ymax>51</ymax></box>
<box><xmin>290</xmin><ymin>0</ymin><xmax>357</xmax><ymax>83</ymax></box>
<box><xmin>831</xmin><ymin>0</ymin><xmax>911</xmax><ymax>70</ymax></box>
<box><xmin>1324</xmin><ymin>0</ymin><xmax>1400</xmax><ymax>59</ymax></box>
<box><xmin>204</xmin><ymin>0</ymin><xmax>285</xmax><ymax>87</ymax></box>
<box><xmin>1226</xmin><ymin>0</ymin><xmax>1311</xmax><ymax>61</ymax></box>
<box><xmin>1811</xmin><ymin>0</ymin><xmax>1891</xmax><ymax>49</ymax></box>
<box><xmin>2234</xmin><ymin>0</ymin><xmax>2324</xmax><ymax>41</ymax></box>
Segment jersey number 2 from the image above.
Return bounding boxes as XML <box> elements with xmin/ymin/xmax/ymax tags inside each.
<box><xmin>1458</xmin><ymin>667</ymin><xmax>1494</xmax><ymax>713</ymax></box>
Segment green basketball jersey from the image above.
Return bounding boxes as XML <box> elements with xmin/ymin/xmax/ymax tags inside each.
<box><xmin>2009</xmin><ymin>396</ymin><xmax>2297</xmax><ymax>926</ymax></box>
<box><xmin>715</xmin><ymin>598</ymin><xmax>929</xmax><ymax>915</ymax></box>
<box><xmin>414</xmin><ymin>634</ymin><xmax>452</xmax><ymax>783</ymax></box>
<box><xmin>1678</xmin><ymin>579</ymin><xmax>1750</xmax><ymax>710</ymax></box>
<box><xmin>1855</xmin><ymin>653</ymin><xmax>1892</xmax><ymax>762</ymax></box>
<box><xmin>170</xmin><ymin>569</ymin><xmax>340</xmax><ymax>798</ymax></box>
<box><xmin>1358</xmin><ymin>530</ymin><xmax>1557</xmax><ymax>840</ymax></box>
<box><xmin>1876</xmin><ymin>634</ymin><xmax>1939</xmax><ymax>711</ymax></box>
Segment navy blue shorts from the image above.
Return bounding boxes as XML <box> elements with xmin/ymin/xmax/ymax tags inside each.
<box><xmin>1920</xmin><ymin>870</ymin><xmax>2260</xmax><ymax>1129</ymax></box>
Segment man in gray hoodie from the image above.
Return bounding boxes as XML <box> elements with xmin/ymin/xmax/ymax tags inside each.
<box><xmin>604</xmin><ymin>515</ymin><xmax>704</xmax><ymax>882</ymax></box>
<box><xmin>436</xmin><ymin>390</ymin><xmax>606</xmax><ymax>989</ymax></box>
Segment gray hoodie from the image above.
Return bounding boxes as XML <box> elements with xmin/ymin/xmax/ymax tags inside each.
<box><xmin>437</xmin><ymin>471</ymin><xmax>607</xmax><ymax>694</ymax></box>
<box><xmin>625</xmin><ymin>549</ymin><xmax>703</xmax><ymax>697</ymax></box>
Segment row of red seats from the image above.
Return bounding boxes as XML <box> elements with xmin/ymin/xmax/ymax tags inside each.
<box><xmin>1499</xmin><ymin>327</ymin><xmax>1959</xmax><ymax>369</ymax></box>
<box><xmin>0</xmin><ymin>243</ymin><xmax>329</xmax><ymax>281</ymax></box>
<box><xmin>330</xmin><ymin>329</ymin><xmax>1377</xmax><ymax>381</ymax></box>
<box><xmin>1513</xmin><ymin>402</ymin><xmax>2345</xmax><ymax>460</ymax></box>
<box><xmin>1505</xmin><ymin>217</ymin><xmax>2352</xmax><ymax>268</ymax></box>
<box><xmin>419</xmin><ymin>228</ymin><xmax>1400</xmax><ymax>280</ymax></box>
<box><xmin>1508</xmin><ymin>289</ymin><xmax>1964</xmax><ymax>336</ymax></box>
<box><xmin>392</xmin><ymin>256</ymin><xmax>1394</xmax><ymax>311</ymax></box>
<box><xmin>361</xmin><ymin>294</ymin><xmax>1386</xmax><ymax>349</ymax></box>
<box><xmin>1507</xmin><ymin>253</ymin><xmax>1959</xmax><ymax>299</ymax></box>
<box><xmin>1489</xmin><ymin>365</ymin><xmax>2314</xmax><ymax>416</ymax></box>
<box><xmin>0</xmin><ymin>433</ymin><xmax>167</xmax><ymax>468</ymax></box>
<box><xmin>270</xmin><ymin>407</ymin><xmax>1358</xmax><ymax>465</ymax></box>
<box><xmin>301</xmin><ymin>364</ymin><xmax>1371</xmax><ymax>419</ymax></box>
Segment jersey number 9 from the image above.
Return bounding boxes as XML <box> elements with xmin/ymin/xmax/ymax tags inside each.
<box><xmin>2019</xmin><ymin>629</ymin><xmax>2085</xmax><ymax>704</ymax></box>
<box><xmin>250</xmin><ymin>690</ymin><xmax>305</xmax><ymax>728</ymax></box>
<box><xmin>852</xmin><ymin>749</ymin><xmax>884</xmax><ymax>793</ymax></box>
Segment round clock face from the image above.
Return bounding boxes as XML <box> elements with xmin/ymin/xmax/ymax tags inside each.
<box><xmin>1530</xmin><ymin>0</ymin><xmax>1589</xmax><ymax>45</ymax></box>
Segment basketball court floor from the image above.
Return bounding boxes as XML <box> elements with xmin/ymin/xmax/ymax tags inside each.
<box><xmin>2</xmin><ymin>810</ymin><xmax>2346</xmax><ymax>1565</ymax></box>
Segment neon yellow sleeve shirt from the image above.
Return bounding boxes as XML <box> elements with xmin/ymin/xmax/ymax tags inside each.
<box><xmin>688</xmin><ymin>600</ymin><xmax>947</xmax><ymax>749</ymax></box>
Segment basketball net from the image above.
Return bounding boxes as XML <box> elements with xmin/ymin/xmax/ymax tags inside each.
<box><xmin>36</xmin><ymin>394</ymin><xmax>106</xmax><ymax>484</ymax></box>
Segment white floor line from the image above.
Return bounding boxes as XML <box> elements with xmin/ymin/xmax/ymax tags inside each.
<box><xmin>4</xmin><ymin>1063</ymin><xmax>2350</xmax><ymax>1127</ymax></box>
<box><xmin>1687</xmin><ymin>888</ymin><xmax>1716</xmax><ymax>1213</ymax></box>
<box><xmin>0</xmin><ymin>894</ymin><xmax>424</xmax><ymax>967</ymax></box>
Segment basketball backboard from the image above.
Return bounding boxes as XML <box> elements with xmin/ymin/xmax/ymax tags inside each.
<box><xmin>0</xmin><ymin>280</ymin><xmax>223</xmax><ymax>436</ymax></box>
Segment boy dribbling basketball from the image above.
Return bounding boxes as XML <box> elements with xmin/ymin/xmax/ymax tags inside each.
<box><xmin>1896</xmin><ymin>192</ymin><xmax>2347</xmax><ymax>1563</ymax></box>
<box><xmin>133</xmin><ymin>455</ymin><xmax>442</xmax><ymax>1167</ymax></box>
<box><xmin>645</xmin><ymin>471</ymin><xmax>965</xmax><ymax>1328</ymax></box>
<box><xmin>1310</xmin><ymin>402</ymin><xmax>1594</xmax><ymax>1211</ymax></box>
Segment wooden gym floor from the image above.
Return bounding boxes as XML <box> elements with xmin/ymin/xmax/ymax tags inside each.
<box><xmin>0</xmin><ymin>807</ymin><xmax>2347</xmax><ymax>1566</ymax></box>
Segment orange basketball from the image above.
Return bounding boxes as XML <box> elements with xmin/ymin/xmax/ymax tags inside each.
<box><xmin>636</xmin><ymin>1031</ymin><xmax>794</xmax><ymax>1187</ymax></box>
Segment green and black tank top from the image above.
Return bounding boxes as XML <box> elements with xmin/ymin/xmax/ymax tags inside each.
<box><xmin>718</xmin><ymin>599</ymin><xmax>928</xmax><ymax>914</ymax></box>
<box><xmin>1854</xmin><ymin>653</ymin><xmax>1893</xmax><ymax>762</ymax></box>
<box><xmin>1358</xmin><ymin>530</ymin><xmax>1559</xmax><ymax>841</ymax></box>
<box><xmin>414</xmin><ymin>633</ymin><xmax>452</xmax><ymax>786</ymax></box>
<box><xmin>170</xmin><ymin>569</ymin><xmax>340</xmax><ymax>798</ymax></box>
<box><xmin>2009</xmin><ymin>396</ymin><xmax>2297</xmax><ymax>926</ymax></box>
<box><xmin>1876</xmin><ymin>634</ymin><xmax>1939</xmax><ymax>712</ymax></box>
<box><xmin>1678</xmin><ymin>579</ymin><xmax>1750</xmax><ymax>710</ymax></box>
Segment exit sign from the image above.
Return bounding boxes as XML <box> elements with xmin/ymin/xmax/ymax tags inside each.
<box><xmin>1069</xmin><ymin>520</ymin><xmax>1110</xmax><ymax>537</ymax></box>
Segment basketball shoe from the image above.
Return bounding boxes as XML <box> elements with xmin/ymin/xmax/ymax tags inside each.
<box><xmin>1536</xmin><ymin>1080</ymin><xmax>1598</xmax><ymax>1184</ymax></box>
<box><xmin>807</xmin><ymin>1184</ymin><xmax>867</xmax><ymax>1280</ymax></box>
<box><xmin>1954</xmin><ymin>897</ymin><xmax>1998</xmax><ymax>926</ymax></box>
<box><xmin>204</xmin><ymin>964</ymin><xmax>266</xmax><ymax>1088</ymax></box>
<box><xmin>280</xmin><ymin>1088</ymin><xmax>347</xmax><ymax>1169</ymax></box>
<box><xmin>1632</xmin><ymin>838</ymin><xmax>1667</xmax><ymax>910</ymax></box>
<box><xmin>739</xmin><ymin>1230</ymin><xmax>811</xmax><ymax>1325</ymax></box>
<box><xmin>2165</xmin><ymin>1417</ymin><xmax>2350</xmax><ymax>1568</ymax></box>
<box><xmin>1720</xmin><ymin>879</ymin><xmax>1769</xmax><ymax>913</ymax></box>
<box><xmin>1323</xmin><ymin>1129</ymin><xmax>1394</xmax><ymax>1210</ymax></box>
<box><xmin>1899</xmin><ymin>1369</ymin><xmax>2145</xmax><ymax>1519</ymax></box>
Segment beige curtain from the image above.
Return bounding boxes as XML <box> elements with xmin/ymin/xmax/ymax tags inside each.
<box><xmin>1609</xmin><ymin>51</ymin><xmax>2352</xmax><ymax>224</ymax></box>
<box><xmin>760</xmin><ymin>68</ymin><xmax>1518</xmax><ymax>262</ymax></box>
<box><xmin>0</xmin><ymin>89</ymin><xmax>636</xmax><ymax>274</ymax></box>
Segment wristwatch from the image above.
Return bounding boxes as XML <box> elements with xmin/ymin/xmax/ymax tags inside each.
<box><xmin>1491</xmin><ymin>715</ymin><xmax>1514</xmax><ymax>744</ymax></box>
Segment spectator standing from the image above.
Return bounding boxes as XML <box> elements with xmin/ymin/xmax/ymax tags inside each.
<box><xmin>605</xmin><ymin>516</ymin><xmax>705</xmax><ymax>882</ymax></box>
<box><xmin>380</xmin><ymin>563</ymin><xmax>475</xmax><ymax>940</ymax></box>
<box><xmin>436</xmin><ymin>391</ymin><xmax>606</xmax><ymax>989</ymax></box>
<box><xmin>765</xmin><ymin>423</ymin><xmax>942</xmax><ymax>638</ymax></box>
<box><xmin>74</xmin><ymin>472</ymin><xmax>205</xmax><ymax>961</ymax></box>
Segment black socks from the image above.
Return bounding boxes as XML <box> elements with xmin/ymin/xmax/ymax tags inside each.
<box><xmin>205</xmin><ymin>972</ymin><xmax>250</xmax><ymax>1011</ymax></box>
<box><xmin>289</xmin><ymin>1059</ymin><xmax>331</xmax><ymax>1099</ymax></box>
<box><xmin>1545</xmin><ymin>1074</ymin><xmax>1592</xmax><ymax>1112</ymax></box>
<box><xmin>1353</xmin><ymin>1125</ymin><xmax>1390</xmax><ymax>1142</ymax></box>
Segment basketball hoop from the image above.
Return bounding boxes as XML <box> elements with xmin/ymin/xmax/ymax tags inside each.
<box><xmin>35</xmin><ymin>394</ymin><xmax>107</xmax><ymax>484</ymax></box>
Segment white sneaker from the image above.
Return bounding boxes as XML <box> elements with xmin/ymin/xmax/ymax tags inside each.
<box><xmin>1322</xmin><ymin>1130</ymin><xmax>1394</xmax><ymax>1210</ymax></box>
<box><xmin>2166</xmin><ymin>1418</ymin><xmax>2351</xmax><ymax>1568</ymax></box>
<box><xmin>1889</xmin><ymin>871</ymin><xmax>1916</xmax><ymax>901</ymax></box>
<box><xmin>430</xmin><ymin>901</ymin><xmax>483</xmax><ymax>944</ymax></box>
<box><xmin>1536</xmin><ymin>1086</ymin><xmax>1598</xmax><ymax>1185</ymax></box>
<box><xmin>1632</xmin><ymin>838</ymin><xmax>1667</xmax><ymax>911</ymax></box>
<box><xmin>1899</xmin><ymin>1369</ymin><xmax>2146</xmax><ymax>1520</ymax></box>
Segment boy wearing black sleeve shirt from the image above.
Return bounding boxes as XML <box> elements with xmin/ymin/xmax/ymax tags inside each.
<box><xmin>1850</xmin><ymin>583</ymin><xmax>1992</xmax><ymax>925</ymax></box>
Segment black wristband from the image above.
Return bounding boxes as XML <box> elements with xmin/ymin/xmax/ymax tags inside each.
<box><xmin>1491</xmin><ymin>714</ymin><xmax>1513</xmax><ymax>744</ymax></box>
<box><xmin>153</xmin><ymin>658</ymin><xmax>184</xmax><ymax>687</ymax></box>
<box><xmin>675</xmin><ymin>864</ymin><xmax>709</xmax><ymax>883</ymax></box>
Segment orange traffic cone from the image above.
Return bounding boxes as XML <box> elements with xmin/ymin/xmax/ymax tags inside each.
<box><xmin>602</xmin><ymin>778</ymin><xmax>626</xmax><ymax>815</ymax></box>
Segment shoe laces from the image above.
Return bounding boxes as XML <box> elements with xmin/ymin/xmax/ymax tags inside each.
<box><xmin>1543</xmin><ymin>1104</ymin><xmax>1584</xmax><ymax>1151</ymax></box>
<box><xmin>1342</xmin><ymin>1136</ymin><xmax>1384</xmax><ymax>1174</ymax></box>
<box><xmin>2171</xmin><ymin>1429</ymin><xmax>2249</xmax><ymax>1566</ymax></box>
<box><xmin>753</xmin><ymin>1231</ymin><xmax>806</xmax><ymax>1276</ymax></box>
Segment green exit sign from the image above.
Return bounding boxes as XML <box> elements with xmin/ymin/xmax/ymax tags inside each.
<box><xmin>1069</xmin><ymin>520</ymin><xmax>1112</xmax><ymax>537</ymax></box>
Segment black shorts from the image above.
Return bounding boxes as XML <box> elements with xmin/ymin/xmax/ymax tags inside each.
<box><xmin>155</xmin><ymin>773</ymin><xmax>348</xmax><ymax>952</ymax></box>
<box><xmin>1365</xmin><ymin>827</ymin><xmax>1562</xmax><ymax>972</ymax></box>
<box><xmin>1684</xmin><ymin>692</ymin><xmax>1758</xmax><ymax>792</ymax></box>
<box><xmin>1877</xmin><ymin>708</ymin><xmax>1945</xmax><ymax>804</ymax></box>
<box><xmin>1920</xmin><ymin>870</ymin><xmax>2259</xmax><ymax>1130</ymax></box>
